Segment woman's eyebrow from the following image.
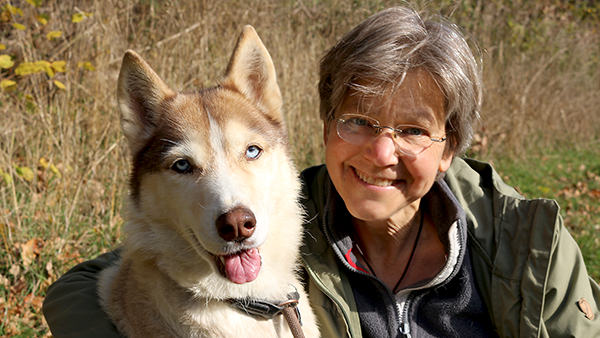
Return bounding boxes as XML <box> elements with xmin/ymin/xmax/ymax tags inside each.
<box><xmin>394</xmin><ymin>109</ymin><xmax>439</xmax><ymax>126</ymax></box>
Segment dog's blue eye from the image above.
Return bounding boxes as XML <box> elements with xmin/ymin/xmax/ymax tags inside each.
<box><xmin>172</xmin><ymin>159</ymin><xmax>192</xmax><ymax>173</ymax></box>
<box><xmin>245</xmin><ymin>145</ymin><xmax>262</xmax><ymax>160</ymax></box>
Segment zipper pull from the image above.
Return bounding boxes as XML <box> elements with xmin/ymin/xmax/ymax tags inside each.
<box><xmin>399</xmin><ymin>322</ymin><xmax>412</xmax><ymax>338</ymax></box>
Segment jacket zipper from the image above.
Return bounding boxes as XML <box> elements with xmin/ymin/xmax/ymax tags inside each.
<box><xmin>398</xmin><ymin>293</ymin><xmax>414</xmax><ymax>338</ymax></box>
<box><xmin>397</xmin><ymin>220</ymin><xmax>465</xmax><ymax>338</ymax></box>
<box><xmin>320</xmin><ymin>203</ymin><xmax>465</xmax><ymax>338</ymax></box>
<box><xmin>322</xmin><ymin>209</ymin><xmax>419</xmax><ymax>338</ymax></box>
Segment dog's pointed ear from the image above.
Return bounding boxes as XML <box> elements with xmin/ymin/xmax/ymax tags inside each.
<box><xmin>117</xmin><ymin>50</ymin><xmax>175</xmax><ymax>155</ymax></box>
<box><xmin>222</xmin><ymin>26</ymin><xmax>283</xmax><ymax>122</ymax></box>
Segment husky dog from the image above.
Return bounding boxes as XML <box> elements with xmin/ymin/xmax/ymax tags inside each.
<box><xmin>98</xmin><ymin>26</ymin><xmax>319</xmax><ymax>338</ymax></box>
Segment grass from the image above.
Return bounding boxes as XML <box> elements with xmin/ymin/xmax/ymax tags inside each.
<box><xmin>0</xmin><ymin>0</ymin><xmax>598</xmax><ymax>336</ymax></box>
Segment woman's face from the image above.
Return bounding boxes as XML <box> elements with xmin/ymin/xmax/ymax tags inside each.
<box><xmin>324</xmin><ymin>68</ymin><xmax>453</xmax><ymax>225</ymax></box>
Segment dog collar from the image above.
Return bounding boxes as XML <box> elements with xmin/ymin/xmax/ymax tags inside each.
<box><xmin>228</xmin><ymin>289</ymin><xmax>301</xmax><ymax>322</ymax></box>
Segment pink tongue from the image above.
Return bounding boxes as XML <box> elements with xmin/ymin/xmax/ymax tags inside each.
<box><xmin>223</xmin><ymin>248</ymin><xmax>261</xmax><ymax>284</ymax></box>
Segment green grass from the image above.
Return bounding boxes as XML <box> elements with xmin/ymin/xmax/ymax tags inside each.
<box><xmin>474</xmin><ymin>144</ymin><xmax>600</xmax><ymax>281</ymax></box>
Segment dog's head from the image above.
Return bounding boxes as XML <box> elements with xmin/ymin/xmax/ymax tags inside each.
<box><xmin>116</xmin><ymin>26</ymin><xmax>303</xmax><ymax>295</ymax></box>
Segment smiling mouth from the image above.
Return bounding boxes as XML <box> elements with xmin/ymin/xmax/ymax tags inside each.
<box><xmin>354</xmin><ymin>168</ymin><xmax>396</xmax><ymax>187</ymax></box>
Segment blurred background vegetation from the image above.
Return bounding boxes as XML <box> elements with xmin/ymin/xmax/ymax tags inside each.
<box><xmin>0</xmin><ymin>0</ymin><xmax>598</xmax><ymax>336</ymax></box>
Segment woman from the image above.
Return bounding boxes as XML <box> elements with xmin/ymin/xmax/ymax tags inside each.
<box><xmin>44</xmin><ymin>6</ymin><xmax>599</xmax><ymax>337</ymax></box>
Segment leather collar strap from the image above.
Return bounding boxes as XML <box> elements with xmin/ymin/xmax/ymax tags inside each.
<box><xmin>228</xmin><ymin>290</ymin><xmax>301</xmax><ymax>321</ymax></box>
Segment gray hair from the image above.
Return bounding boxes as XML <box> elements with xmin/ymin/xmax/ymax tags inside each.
<box><xmin>318</xmin><ymin>6</ymin><xmax>482</xmax><ymax>156</ymax></box>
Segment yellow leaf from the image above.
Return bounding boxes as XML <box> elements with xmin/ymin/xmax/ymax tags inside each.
<box><xmin>538</xmin><ymin>186</ymin><xmax>551</xmax><ymax>195</ymax></box>
<box><xmin>15</xmin><ymin>60</ymin><xmax>53</xmax><ymax>77</ymax></box>
<box><xmin>53</xmin><ymin>80</ymin><xmax>66</xmax><ymax>89</ymax></box>
<box><xmin>26</xmin><ymin>0</ymin><xmax>43</xmax><ymax>7</ymax></box>
<box><xmin>1</xmin><ymin>172</ymin><xmax>11</xmax><ymax>185</ymax></box>
<box><xmin>0</xmin><ymin>167</ymin><xmax>6</xmax><ymax>185</ymax></box>
<box><xmin>77</xmin><ymin>61</ymin><xmax>96</xmax><ymax>71</ymax></box>
<box><xmin>0</xmin><ymin>44</ymin><xmax>5</xmax><ymax>50</ymax></box>
<box><xmin>14</xmin><ymin>62</ymin><xmax>34</xmax><ymax>76</ymax></box>
<box><xmin>12</xmin><ymin>23</ymin><xmax>26</xmax><ymax>31</ymax></box>
<box><xmin>42</xmin><ymin>61</ymin><xmax>54</xmax><ymax>77</ymax></box>
<box><xmin>49</xmin><ymin>163</ymin><xmax>61</xmax><ymax>178</ymax></box>
<box><xmin>0</xmin><ymin>54</ymin><xmax>14</xmax><ymax>69</ymax></box>
<box><xmin>39</xmin><ymin>157</ymin><xmax>49</xmax><ymax>169</ymax></box>
<box><xmin>5</xmin><ymin>5</ymin><xmax>23</xmax><ymax>16</ymax></box>
<box><xmin>51</xmin><ymin>60</ymin><xmax>66</xmax><ymax>73</ymax></box>
<box><xmin>36</xmin><ymin>14</ymin><xmax>48</xmax><ymax>25</ymax></box>
<box><xmin>47</xmin><ymin>30</ymin><xmax>61</xmax><ymax>40</ymax></box>
<box><xmin>1</xmin><ymin>11</ymin><xmax>11</xmax><ymax>23</ymax></box>
<box><xmin>0</xmin><ymin>79</ymin><xmax>16</xmax><ymax>90</ymax></box>
<box><xmin>39</xmin><ymin>158</ymin><xmax>62</xmax><ymax>177</ymax></box>
<box><xmin>71</xmin><ymin>13</ymin><xmax>84</xmax><ymax>23</ymax></box>
<box><xmin>15</xmin><ymin>166</ymin><xmax>34</xmax><ymax>182</ymax></box>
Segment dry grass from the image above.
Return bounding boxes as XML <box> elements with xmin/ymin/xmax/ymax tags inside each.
<box><xmin>460</xmin><ymin>0</ymin><xmax>600</xmax><ymax>157</ymax></box>
<box><xmin>0</xmin><ymin>0</ymin><xmax>598</xmax><ymax>336</ymax></box>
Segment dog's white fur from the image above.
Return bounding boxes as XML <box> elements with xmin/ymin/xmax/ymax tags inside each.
<box><xmin>98</xmin><ymin>26</ymin><xmax>319</xmax><ymax>338</ymax></box>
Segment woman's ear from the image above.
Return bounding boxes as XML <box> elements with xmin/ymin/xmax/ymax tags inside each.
<box><xmin>323</xmin><ymin>121</ymin><xmax>330</xmax><ymax>145</ymax></box>
<box><xmin>439</xmin><ymin>152</ymin><xmax>454</xmax><ymax>172</ymax></box>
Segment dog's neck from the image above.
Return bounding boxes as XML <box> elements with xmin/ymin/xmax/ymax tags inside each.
<box><xmin>227</xmin><ymin>288</ymin><xmax>301</xmax><ymax>320</ymax></box>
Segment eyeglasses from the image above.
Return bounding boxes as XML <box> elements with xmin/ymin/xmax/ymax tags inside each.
<box><xmin>335</xmin><ymin>114</ymin><xmax>447</xmax><ymax>156</ymax></box>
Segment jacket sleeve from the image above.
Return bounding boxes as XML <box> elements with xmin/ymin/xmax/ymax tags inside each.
<box><xmin>43</xmin><ymin>249</ymin><xmax>124</xmax><ymax>338</ymax></box>
<box><xmin>540</xmin><ymin>223</ymin><xmax>600</xmax><ymax>337</ymax></box>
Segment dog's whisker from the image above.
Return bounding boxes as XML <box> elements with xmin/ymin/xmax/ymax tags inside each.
<box><xmin>171</xmin><ymin>227</ymin><xmax>207</xmax><ymax>260</ymax></box>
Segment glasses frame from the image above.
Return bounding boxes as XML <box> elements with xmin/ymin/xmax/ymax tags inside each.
<box><xmin>335</xmin><ymin>113</ymin><xmax>447</xmax><ymax>156</ymax></box>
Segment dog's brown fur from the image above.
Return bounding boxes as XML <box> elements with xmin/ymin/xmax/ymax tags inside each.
<box><xmin>98</xmin><ymin>26</ymin><xmax>319</xmax><ymax>338</ymax></box>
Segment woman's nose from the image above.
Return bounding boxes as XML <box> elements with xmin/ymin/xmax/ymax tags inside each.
<box><xmin>364</xmin><ymin>132</ymin><xmax>399</xmax><ymax>166</ymax></box>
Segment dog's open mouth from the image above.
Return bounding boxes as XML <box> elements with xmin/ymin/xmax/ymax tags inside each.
<box><xmin>216</xmin><ymin>248</ymin><xmax>261</xmax><ymax>284</ymax></box>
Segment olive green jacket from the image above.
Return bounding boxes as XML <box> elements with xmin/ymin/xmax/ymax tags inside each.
<box><xmin>299</xmin><ymin>158</ymin><xmax>600</xmax><ymax>338</ymax></box>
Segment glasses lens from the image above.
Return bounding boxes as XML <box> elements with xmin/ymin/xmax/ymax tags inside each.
<box><xmin>336</xmin><ymin>114</ymin><xmax>377</xmax><ymax>145</ymax></box>
<box><xmin>394</xmin><ymin>126</ymin><xmax>434</xmax><ymax>156</ymax></box>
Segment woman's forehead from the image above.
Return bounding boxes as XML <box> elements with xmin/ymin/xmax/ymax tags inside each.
<box><xmin>341</xmin><ymin>68</ymin><xmax>447</xmax><ymax>126</ymax></box>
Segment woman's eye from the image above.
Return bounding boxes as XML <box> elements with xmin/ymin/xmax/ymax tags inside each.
<box><xmin>172</xmin><ymin>159</ymin><xmax>192</xmax><ymax>173</ymax></box>
<box><xmin>246</xmin><ymin>145</ymin><xmax>262</xmax><ymax>160</ymax></box>
<box><xmin>349</xmin><ymin>117</ymin><xmax>369</xmax><ymax>126</ymax></box>
<box><xmin>403</xmin><ymin>127</ymin><xmax>427</xmax><ymax>136</ymax></box>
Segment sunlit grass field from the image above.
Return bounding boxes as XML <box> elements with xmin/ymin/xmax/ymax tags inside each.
<box><xmin>1</xmin><ymin>0</ymin><xmax>599</xmax><ymax>336</ymax></box>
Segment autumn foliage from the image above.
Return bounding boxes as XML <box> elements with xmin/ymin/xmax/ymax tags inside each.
<box><xmin>1</xmin><ymin>0</ymin><xmax>599</xmax><ymax>336</ymax></box>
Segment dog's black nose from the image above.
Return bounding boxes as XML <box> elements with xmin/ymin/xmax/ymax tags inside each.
<box><xmin>216</xmin><ymin>206</ymin><xmax>256</xmax><ymax>242</ymax></box>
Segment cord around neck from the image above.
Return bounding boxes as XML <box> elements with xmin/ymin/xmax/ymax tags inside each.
<box><xmin>354</xmin><ymin>207</ymin><xmax>425</xmax><ymax>293</ymax></box>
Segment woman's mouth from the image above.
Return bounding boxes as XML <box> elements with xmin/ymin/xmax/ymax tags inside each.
<box><xmin>355</xmin><ymin>168</ymin><xmax>396</xmax><ymax>187</ymax></box>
